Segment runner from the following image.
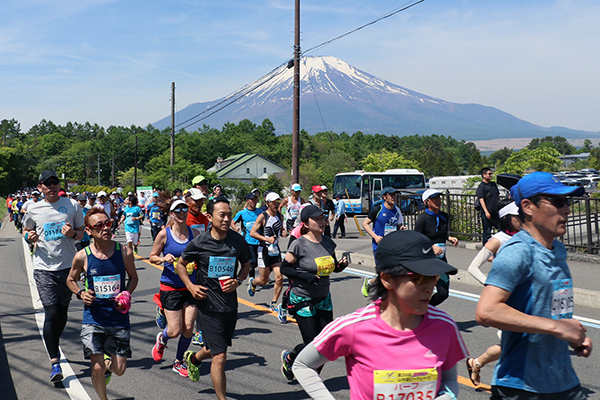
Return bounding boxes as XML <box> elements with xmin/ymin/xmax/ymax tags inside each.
<box><xmin>176</xmin><ymin>198</ymin><xmax>251</xmax><ymax>400</ymax></box>
<box><xmin>248</xmin><ymin>192</ymin><xmax>286</xmax><ymax>320</ymax></box>
<box><xmin>278</xmin><ymin>183</ymin><xmax>305</xmax><ymax>234</ymax></box>
<box><xmin>232</xmin><ymin>192</ymin><xmax>262</xmax><ymax>279</ymax></box>
<box><xmin>191</xmin><ymin>175</ymin><xmax>209</xmax><ymax>214</ymax></box>
<box><xmin>466</xmin><ymin>199</ymin><xmax>521</xmax><ymax>386</ymax></box>
<box><xmin>361</xmin><ymin>187</ymin><xmax>406</xmax><ymax>297</ymax></box>
<box><xmin>292</xmin><ymin>230</ymin><xmax>467</xmax><ymax>400</ymax></box>
<box><xmin>66</xmin><ymin>207</ymin><xmax>138</xmax><ymax>400</ymax></box>
<box><xmin>476</xmin><ymin>172</ymin><xmax>592</xmax><ymax>399</ymax></box>
<box><xmin>149</xmin><ymin>198</ymin><xmax>196</xmax><ymax>378</ymax></box>
<box><xmin>414</xmin><ymin>189</ymin><xmax>459</xmax><ymax>306</ymax></box>
<box><xmin>22</xmin><ymin>170</ymin><xmax>84</xmax><ymax>382</ymax></box>
<box><xmin>119</xmin><ymin>196</ymin><xmax>143</xmax><ymax>254</ymax></box>
<box><xmin>146</xmin><ymin>192</ymin><xmax>164</xmax><ymax>242</ymax></box>
<box><xmin>185</xmin><ymin>188</ymin><xmax>209</xmax><ymax>237</ymax></box>
<box><xmin>75</xmin><ymin>194</ymin><xmax>92</xmax><ymax>251</ymax></box>
<box><xmin>279</xmin><ymin>205</ymin><xmax>348</xmax><ymax>381</ymax></box>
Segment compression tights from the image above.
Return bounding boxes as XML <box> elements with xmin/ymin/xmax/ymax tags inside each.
<box><xmin>43</xmin><ymin>304</ymin><xmax>69</xmax><ymax>360</ymax></box>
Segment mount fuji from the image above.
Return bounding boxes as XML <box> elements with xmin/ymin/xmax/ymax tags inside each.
<box><xmin>152</xmin><ymin>56</ymin><xmax>597</xmax><ymax>141</ymax></box>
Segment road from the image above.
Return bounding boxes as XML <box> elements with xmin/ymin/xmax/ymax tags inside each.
<box><xmin>1</xmin><ymin>217</ymin><xmax>600</xmax><ymax>400</ymax></box>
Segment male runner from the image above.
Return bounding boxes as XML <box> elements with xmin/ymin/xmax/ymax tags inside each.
<box><xmin>67</xmin><ymin>208</ymin><xmax>138</xmax><ymax>400</ymax></box>
<box><xmin>22</xmin><ymin>170</ymin><xmax>84</xmax><ymax>382</ymax></box>
<box><xmin>232</xmin><ymin>192</ymin><xmax>262</xmax><ymax>279</ymax></box>
<box><xmin>476</xmin><ymin>172</ymin><xmax>592</xmax><ymax>399</ymax></box>
<box><xmin>176</xmin><ymin>198</ymin><xmax>251</xmax><ymax>400</ymax></box>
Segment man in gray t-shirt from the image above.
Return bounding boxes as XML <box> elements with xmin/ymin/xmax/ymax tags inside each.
<box><xmin>22</xmin><ymin>170</ymin><xmax>84</xmax><ymax>383</ymax></box>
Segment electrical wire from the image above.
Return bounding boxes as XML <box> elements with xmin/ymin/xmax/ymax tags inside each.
<box><xmin>302</xmin><ymin>0</ymin><xmax>425</xmax><ymax>56</ymax></box>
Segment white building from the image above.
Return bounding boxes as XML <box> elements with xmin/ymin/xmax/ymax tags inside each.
<box><xmin>207</xmin><ymin>153</ymin><xmax>286</xmax><ymax>183</ymax></box>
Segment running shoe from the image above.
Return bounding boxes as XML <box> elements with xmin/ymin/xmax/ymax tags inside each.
<box><xmin>280</xmin><ymin>350</ymin><xmax>294</xmax><ymax>381</ymax></box>
<box><xmin>277</xmin><ymin>303</ymin><xmax>287</xmax><ymax>324</ymax></box>
<box><xmin>134</xmin><ymin>247</ymin><xmax>138</xmax><ymax>254</ymax></box>
<box><xmin>50</xmin><ymin>363</ymin><xmax>63</xmax><ymax>382</ymax></box>
<box><xmin>361</xmin><ymin>276</ymin><xmax>370</xmax><ymax>298</ymax></box>
<box><xmin>172</xmin><ymin>360</ymin><xmax>189</xmax><ymax>377</ymax></box>
<box><xmin>104</xmin><ymin>354</ymin><xmax>112</xmax><ymax>385</ymax></box>
<box><xmin>183</xmin><ymin>351</ymin><xmax>200</xmax><ymax>382</ymax></box>
<box><xmin>192</xmin><ymin>331</ymin><xmax>204</xmax><ymax>346</ymax></box>
<box><xmin>247</xmin><ymin>277</ymin><xmax>255</xmax><ymax>297</ymax></box>
<box><xmin>155</xmin><ymin>306</ymin><xmax>167</xmax><ymax>329</ymax></box>
<box><xmin>152</xmin><ymin>332</ymin><xmax>167</xmax><ymax>361</ymax></box>
<box><xmin>268</xmin><ymin>302</ymin><xmax>278</xmax><ymax>312</ymax></box>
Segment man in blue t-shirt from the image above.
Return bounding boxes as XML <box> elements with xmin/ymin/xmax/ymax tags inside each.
<box><xmin>476</xmin><ymin>172</ymin><xmax>592</xmax><ymax>399</ymax></box>
<box><xmin>233</xmin><ymin>193</ymin><xmax>261</xmax><ymax>278</ymax></box>
<box><xmin>119</xmin><ymin>196</ymin><xmax>143</xmax><ymax>254</ymax></box>
<box><xmin>146</xmin><ymin>192</ymin><xmax>164</xmax><ymax>242</ymax></box>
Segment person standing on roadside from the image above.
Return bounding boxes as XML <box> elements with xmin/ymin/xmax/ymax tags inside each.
<box><xmin>476</xmin><ymin>172</ymin><xmax>592</xmax><ymax>400</ymax></box>
<box><xmin>320</xmin><ymin>185</ymin><xmax>335</xmax><ymax>237</ymax></box>
<box><xmin>22</xmin><ymin>170</ymin><xmax>85</xmax><ymax>383</ymax></box>
<box><xmin>332</xmin><ymin>192</ymin><xmax>346</xmax><ymax>239</ymax></box>
<box><xmin>476</xmin><ymin>167</ymin><xmax>500</xmax><ymax>245</ymax></box>
<box><xmin>414</xmin><ymin>189</ymin><xmax>459</xmax><ymax>306</ymax></box>
<box><xmin>66</xmin><ymin>207</ymin><xmax>138</xmax><ymax>400</ymax></box>
<box><xmin>176</xmin><ymin>198</ymin><xmax>251</xmax><ymax>400</ymax></box>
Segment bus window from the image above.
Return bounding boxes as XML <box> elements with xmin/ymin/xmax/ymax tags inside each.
<box><xmin>333</xmin><ymin>175</ymin><xmax>361</xmax><ymax>199</ymax></box>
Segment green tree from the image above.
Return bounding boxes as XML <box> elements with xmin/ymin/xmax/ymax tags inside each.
<box><xmin>361</xmin><ymin>149</ymin><xmax>420</xmax><ymax>172</ymax></box>
<box><xmin>527</xmin><ymin>136</ymin><xmax>575</xmax><ymax>155</ymax></box>
<box><xmin>488</xmin><ymin>147</ymin><xmax>514</xmax><ymax>168</ymax></box>
<box><xmin>497</xmin><ymin>147</ymin><xmax>562</xmax><ymax>175</ymax></box>
<box><xmin>582</xmin><ymin>139</ymin><xmax>593</xmax><ymax>153</ymax></box>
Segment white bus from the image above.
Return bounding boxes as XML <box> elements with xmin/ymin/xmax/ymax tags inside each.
<box><xmin>332</xmin><ymin>169</ymin><xmax>426</xmax><ymax>214</ymax></box>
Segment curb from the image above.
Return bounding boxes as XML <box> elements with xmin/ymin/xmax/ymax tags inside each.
<box><xmin>336</xmin><ymin>249</ymin><xmax>600</xmax><ymax>310</ymax></box>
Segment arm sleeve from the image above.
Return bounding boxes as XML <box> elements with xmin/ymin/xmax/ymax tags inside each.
<box><xmin>292</xmin><ymin>343</ymin><xmax>335</xmax><ymax>400</ymax></box>
<box><xmin>367</xmin><ymin>205</ymin><xmax>379</xmax><ymax>222</ymax></box>
<box><xmin>280</xmin><ymin>259</ymin><xmax>316</xmax><ymax>283</ymax></box>
<box><xmin>467</xmin><ymin>247</ymin><xmax>493</xmax><ymax>285</ymax></box>
<box><xmin>435</xmin><ymin>366</ymin><xmax>459</xmax><ymax>400</ymax></box>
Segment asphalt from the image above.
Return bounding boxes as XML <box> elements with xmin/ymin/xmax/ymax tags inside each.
<box><xmin>283</xmin><ymin>215</ymin><xmax>600</xmax><ymax>309</ymax></box>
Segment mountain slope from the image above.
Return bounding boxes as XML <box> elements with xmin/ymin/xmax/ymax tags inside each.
<box><xmin>152</xmin><ymin>56</ymin><xmax>598</xmax><ymax>141</ymax></box>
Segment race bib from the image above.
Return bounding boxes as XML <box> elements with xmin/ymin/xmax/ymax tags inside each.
<box><xmin>267</xmin><ymin>243</ymin><xmax>280</xmax><ymax>257</ymax></box>
<box><xmin>151</xmin><ymin>211</ymin><xmax>161</xmax><ymax>220</ymax></box>
<box><xmin>374</xmin><ymin>368</ymin><xmax>438</xmax><ymax>400</ymax></box>
<box><xmin>93</xmin><ymin>275</ymin><xmax>121</xmax><ymax>299</ymax></box>
<box><xmin>315</xmin><ymin>255</ymin><xmax>335</xmax><ymax>277</ymax></box>
<box><xmin>551</xmin><ymin>279</ymin><xmax>574</xmax><ymax>320</ymax></box>
<box><xmin>208</xmin><ymin>256</ymin><xmax>235</xmax><ymax>278</ymax></box>
<box><xmin>43</xmin><ymin>221</ymin><xmax>66</xmax><ymax>241</ymax></box>
<box><xmin>191</xmin><ymin>224</ymin><xmax>206</xmax><ymax>236</ymax></box>
<box><xmin>245</xmin><ymin>221</ymin><xmax>255</xmax><ymax>231</ymax></box>
<box><xmin>384</xmin><ymin>225</ymin><xmax>396</xmax><ymax>236</ymax></box>
<box><xmin>289</xmin><ymin>209</ymin><xmax>299</xmax><ymax>219</ymax></box>
<box><xmin>184</xmin><ymin>260</ymin><xmax>195</xmax><ymax>276</ymax></box>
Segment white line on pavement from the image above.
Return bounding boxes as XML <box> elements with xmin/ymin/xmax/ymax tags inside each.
<box><xmin>22</xmin><ymin>239</ymin><xmax>92</xmax><ymax>400</ymax></box>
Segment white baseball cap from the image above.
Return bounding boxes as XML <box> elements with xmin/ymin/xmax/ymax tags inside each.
<box><xmin>422</xmin><ymin>189</ymin><xmax>441</xmax><ymax>202</ymax></box>
<box><xmin>187</xmin><ymin>188</ymin><xmax>206</xmax><ymax>201</ymax></box>
<box><xmin>97</xmin><ymin>190</ymin><xmax>107</xmax><ymax>197</ymax></box>
<box><xmin>265</xmin><ymin>192</ymin><xmax>281</xmax><ymax>202</ymax></box>
<box><xmin>499</xmin><ymin>202</ymin><xmax>519</xmax><ymax>219</ymax></box>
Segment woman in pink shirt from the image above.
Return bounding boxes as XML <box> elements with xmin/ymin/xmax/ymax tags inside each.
<box><xmin>292</xmin><ymin>230</ymin><xmax>468</xmax><ymax>400</ymax></box>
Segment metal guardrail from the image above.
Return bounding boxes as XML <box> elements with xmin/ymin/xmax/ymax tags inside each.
<box><xmin>398</xmin><ymin>193</ymin><xmax>600</xmax><ymax>254</ymax></box>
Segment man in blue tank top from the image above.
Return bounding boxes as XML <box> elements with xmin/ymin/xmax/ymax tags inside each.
<box><xmin>67</xmin><ymin>208</ymin><xmax>138</xmax><ymax>400</ymax></box>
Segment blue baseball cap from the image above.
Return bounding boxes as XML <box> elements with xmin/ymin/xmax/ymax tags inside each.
<box><xmin>382</xmin><ymin>187</ymin><xmax>397</xmax><ymax>196</ymax></box>
<box><xmin>291</xmin><ymin>183</ymin><xmax>302</xmax><ymax>192</ymax></box>
<box><xmin>512</xmin><ymin>172</ymin><xmax>584</xmax><ymax>205</ymax></box>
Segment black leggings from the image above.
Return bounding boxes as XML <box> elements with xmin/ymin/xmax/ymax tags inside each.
<box><xmin>288</xmin><ymin>308</ymin><xmax>333</xmax><ymax>363</ymax></box>
<box><xmin>43</xmin><ymin>304</ymin><xmax>69</xmax><ymax>360</ymax></box>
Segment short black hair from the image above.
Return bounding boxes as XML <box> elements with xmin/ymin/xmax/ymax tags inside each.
<box><xmin>480</xmin><ymin>167</ymin><xmax>492</xmax><ymax>176</ymax></box>
<box><xmin>206</xmin><ymin>197</ymin><xmax>230</xmax><ymax>216</ymax></box>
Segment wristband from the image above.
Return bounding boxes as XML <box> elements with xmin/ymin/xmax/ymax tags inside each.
<box><xmin>77</xmin><ymin>289</ymin><xmax>84</xmax><ymax>300</ymax></box>
<box><xmin>72</xmin><ymin>231</ymin><xmax>77</xmax><ymax>239</ymax></box>
<box><xmin>235</xmin><ymin>278</ymin><xmax>243</xmax><ymax>286</ymax></box>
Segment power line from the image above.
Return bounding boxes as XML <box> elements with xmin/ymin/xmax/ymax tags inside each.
<box><xmin>302</xmin><ymin>0</ymin><xmax>426</xmax><ymax>56</ymax></box>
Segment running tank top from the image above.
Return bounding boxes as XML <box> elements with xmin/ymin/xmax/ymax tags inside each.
<box><xmin>263</xmin><ymin>212</ymin><xmax>282</xmax><ymax>245</ymax></box>
<box><xmin>160</xmin><ymin>226</ymin><xmax>195</xmax><ymax>289</ymax></box>
<box><xmin>287</xmin><ymin>197</ymin><xmax>302</xmax><ymax>221</ymax></box>
<box><xmin>492</xmin><ymin>231</ymin><xmax>512</xmax><ymax>248</ymax></box>
<box><xmin>82</xmin><ymin>242</ymin><xmax>129</xmax><ymax>327</ymax></box>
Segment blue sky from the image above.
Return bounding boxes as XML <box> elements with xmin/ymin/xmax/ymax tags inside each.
<box><xmin>2</xmin><ymin>0</ymin><xmax>600</xmax><ymax>134</ymax></box>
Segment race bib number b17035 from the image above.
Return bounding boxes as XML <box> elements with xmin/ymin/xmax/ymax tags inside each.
<box><xmin>374</xmin><ymin>368</ymin><xmax>438</xmax><ymax>400</ymax></box>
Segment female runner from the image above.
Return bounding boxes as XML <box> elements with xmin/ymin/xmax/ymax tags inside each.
<box><xmin>149</xmin><ymin>198</ymin><xmax>196</xmax><ymax>377</ymax></box>
<box><xmin>293</xmin><ymin>230</ymin><xmax>468</xmax><ymax>399</ymax></box>
<box><xmin>465</xmin><ymin>199</ymin><xmax>522</xmax><ymax>386</ymax></box>
<box><xmin>279</xmin><ymin>205</ymin><xmax>348</xmax><ymax>381</ymax></box>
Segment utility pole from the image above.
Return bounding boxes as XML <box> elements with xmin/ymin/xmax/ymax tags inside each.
<box><xmin>291</xmin><ymin>0</ymin><xmax>300</xmax><ymax>184</ymax></box>
<box><xmin>170</xmin><ymin>82</ymin><xmax>175</xmax><ymax>181</ymax></box>
<box><xmin>134</xmin><ymin>134</ymin><xmax>138</xmax><ymax>192</ymax></box>
<box><xmin>97</xmin><ymin>153</ymin><xmax>101</xmax><ymax>186</ymax></box>
<box><xmin>111</xmin><ymin>155</ymin><xmax>115</xmax><ymax>188</ymax></box>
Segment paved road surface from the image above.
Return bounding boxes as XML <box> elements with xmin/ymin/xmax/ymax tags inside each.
<box><xmin>1</xmin><ymin>217</ymin><xmax>599</xmax><ymax>400</ymax></box>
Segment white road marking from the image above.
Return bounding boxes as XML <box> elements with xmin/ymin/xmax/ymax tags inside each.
<box><xmin>22</xmin><ymin>239</ymin><xmax>92</xmax><ymax>400</ymax></box>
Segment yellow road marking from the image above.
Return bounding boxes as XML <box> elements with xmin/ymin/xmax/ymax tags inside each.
<box><xmin>134</xmin><ymin>253</ymin><xmax>489</xmax><ymax>390</ymax></box>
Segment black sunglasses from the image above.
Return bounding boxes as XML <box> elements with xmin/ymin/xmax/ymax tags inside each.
<box><xmin>173</xmin><ymin>207</ymin><xmax>189</xmax><ymax>213</ymax></box>
<box><xmin>539</xmin><ymin>196</ymin><xmax>571</xmax><ymax>208</ymax></box>
<box><xmin>43</xmin><ymin>179</ymin><xmax>60</xmax><ymax>186</ymax></box>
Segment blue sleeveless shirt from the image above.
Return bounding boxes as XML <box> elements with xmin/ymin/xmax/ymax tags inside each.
<box><xmin>160</xmin><ymin>226</ymin><xmax>195</xmax><ymax>288</ymax></box>
<box><xmin>83</xmin><ymin>242</ymin><xmax>129</xmax><ymax>328</ymax></box>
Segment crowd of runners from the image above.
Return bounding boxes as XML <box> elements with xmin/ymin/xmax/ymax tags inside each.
<box><xmin>4</xmin><ymin>167</ymin><xmax>594</xmax><ymax>400</ymax></box>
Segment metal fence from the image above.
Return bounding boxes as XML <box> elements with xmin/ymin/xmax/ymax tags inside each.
<box><xmin>399</xmin><ymin>192</ymin><xmax>600</xmax><ymax>254</ymax></box>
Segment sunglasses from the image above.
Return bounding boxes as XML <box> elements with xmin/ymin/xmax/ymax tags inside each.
<box><xmin>173</xmin><ymin>207</ymin><xmax>189</xmax><ymax>213</ymax></box>
<box><xmin>88</xmin><ymin>220</ymin><xmax>112</xmax><ymax>231</ymax></box>
<box><xmin>406</xmin><ymin>272</ymin><xmax>439</xmax><ymax>285</ymax></box>
<box><xmin>43</xmin><ymin>179</ymin><xmax>60</xmax><ymax>186</ymax></box>
<box><xmin>539</xmin><ymin>196</ymin><xmax>571</xmax><ymax>208</ymax></box>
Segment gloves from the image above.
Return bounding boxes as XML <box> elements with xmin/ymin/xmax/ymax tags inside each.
<box><xmin>115</xmin><ymin>291</ymin><xmax>131</xmax><ymax>314</ymax></box>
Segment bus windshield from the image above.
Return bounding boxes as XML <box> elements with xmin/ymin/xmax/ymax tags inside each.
<box><xmin>333</xmin><ymin>175</ymin><xmax>361</xmax><ymax>199</ymax></box>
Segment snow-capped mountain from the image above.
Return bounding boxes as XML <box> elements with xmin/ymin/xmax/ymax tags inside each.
<box><xmin>152</xmin><ymin>56</ymin><xmax>596</xmax><ymax>141</ymax></box>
